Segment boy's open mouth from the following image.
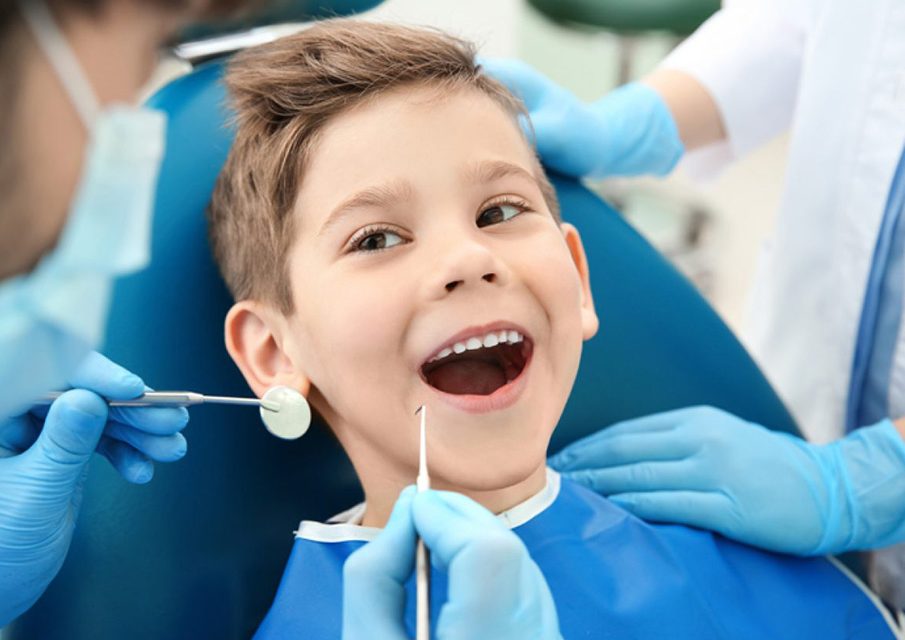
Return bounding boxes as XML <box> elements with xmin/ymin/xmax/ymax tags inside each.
<box><xmin>420</xmin><ymin>328</ymin><xmax>533</xmax><ymax>396</ymax></box>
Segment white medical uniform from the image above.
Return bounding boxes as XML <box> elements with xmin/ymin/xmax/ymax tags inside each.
<box><xmin>662</xmin><ymin>0</ymin><xmax>905</xmax><ymax>444</ymax></box>
<box><xmin>661</xmin><ymin>0</ymin><xmax>905</xmax><ymax>607</ymax></box>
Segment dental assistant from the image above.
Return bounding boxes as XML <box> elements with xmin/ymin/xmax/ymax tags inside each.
<box><xmin>485</xmin><ymin>0</ymin><xmax>905</xmax><ymax>602</ymax></box>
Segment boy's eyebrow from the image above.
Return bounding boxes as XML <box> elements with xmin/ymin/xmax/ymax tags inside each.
<box><xmin>317</xmin><ymin>179</ymin><xmax>415</xmax><ymax>238</ymax></box>
<box><xmin>462</xmin><ymin>159</ymin><xmax>542</xmax><ymax>189</ymax></box>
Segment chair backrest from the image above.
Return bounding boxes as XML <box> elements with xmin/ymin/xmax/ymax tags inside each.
<box><xmin>8</xmin><ymin>59</ymin><xmax>797</xmax><ymax>640</ymax></box>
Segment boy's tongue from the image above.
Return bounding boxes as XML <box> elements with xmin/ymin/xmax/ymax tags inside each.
<box><xmin>426</xmin><ymin>359</ymin><xmax>507</xmax><ymax>395</ymax></box>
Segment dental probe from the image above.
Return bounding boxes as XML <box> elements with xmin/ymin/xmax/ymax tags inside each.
<box><xmin>415</xmin><ymin>405</ymin><xmax>431</xmax><ymax>640</ymax></box>
<box><xmin>42</xmin><ymin>390</ymin><xmax>281</xmax><ymax>412</ymax></box>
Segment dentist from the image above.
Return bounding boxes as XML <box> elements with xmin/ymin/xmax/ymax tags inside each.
<box><xmin>0</xmin><ymin>0</ymin><xmax>250</xmax><ymax>625</ymax></box>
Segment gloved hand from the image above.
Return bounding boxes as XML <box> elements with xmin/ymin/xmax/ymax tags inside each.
<box><xmin>343</xmin><ymin>486</ymin><xmax>562</xmax><ymax>640</ymax></box>
<box><xmin>480</xmin><ymin>58</ymin><xmax>683</xmax><ymax>178</ymax></box>
<box><xmin>0</xmin><ymin>351</ymin><xmax>189</xmax><ymax>625</ymax></box>
<box><xmin>549</xmin><ymin>406</ymin><xmax>905</xmax><ymax>557</ymax></box>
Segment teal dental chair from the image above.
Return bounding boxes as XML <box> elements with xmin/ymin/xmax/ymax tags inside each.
<box><xmin>7</xmin><ymin>46</ymin><xmax>798</xmax><ymax>640</ymax></box>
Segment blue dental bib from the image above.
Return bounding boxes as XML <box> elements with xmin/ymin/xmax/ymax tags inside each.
<box><xmin>255</xmin><ymin>472</ymin><xmax>896</xmax><ymax>639</ymax></box>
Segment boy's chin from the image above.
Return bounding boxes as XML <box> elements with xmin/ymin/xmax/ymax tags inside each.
<box><xmin>421</xmin><ymin>406</ymin><xmax>556</xmax><ymax>495</ymax></box>
<box><xmin>428</xmin><ymin>445</ymin><xmax>549</xmax><ymax>496</ymax></box>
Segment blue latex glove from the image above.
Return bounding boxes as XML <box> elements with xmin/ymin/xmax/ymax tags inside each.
<box><xmin>0</xmin><ymin>352</ymin><xmax>188</xmax><ymax>625</ymax></box>
<box><xmin>480</xmin><ymin>58</ymin><xmax>683</xmax><ymax>178</ymax></box>
<box><xmin>343</xmin><ymin>486</ymin><xmax>562</xmax><ymax>640</ymax></box>
<box><xmin>550</xmin><ymin>406</ymin><xmax>905</xmax><ymax>556</ymax></box>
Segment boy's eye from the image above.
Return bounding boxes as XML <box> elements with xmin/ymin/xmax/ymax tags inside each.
<box><xmin>476</xmin><ymin>202</ymin><xmax>526</xmax><ymax>228</ymax></box>
<box><xmin>353</xmin><ymin>229</ymin><xmax>405</xmax><ymax>252</ymax></box>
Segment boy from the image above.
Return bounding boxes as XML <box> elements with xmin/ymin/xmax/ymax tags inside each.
<box><xmin>207</xmin><ymin>20</ymin><xmax>899</xmax><ymax>639</ymax></box>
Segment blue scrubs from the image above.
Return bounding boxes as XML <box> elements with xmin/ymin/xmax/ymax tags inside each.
<box><xmin>847</xmin><ymin>146</ymin><xmax>905</xmax><ymax>431</ymax></box>
<box><xmin>254</xmin><ymin>472</ymin><xmax>896</xmax><ymax>639</ymax></box>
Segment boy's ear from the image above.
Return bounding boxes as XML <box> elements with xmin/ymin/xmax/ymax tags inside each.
<box><xmin>560</xmin><ymin>222</ymin><xmax>599</xmax><ymax>341</ymax></box>
<box><xmin>224</xmin><ymin>301</ymin><xmax>312</xmax><ymax>399</ymax></box>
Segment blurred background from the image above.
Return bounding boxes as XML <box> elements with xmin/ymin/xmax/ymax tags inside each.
<box><xmin>150</xmin><ymin>0</ymin><xmax>787</xmax><ymax>338</ymax></box>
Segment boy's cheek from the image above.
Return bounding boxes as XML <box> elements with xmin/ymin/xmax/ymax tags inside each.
<box><xmin>518</xmin><ymin>244</ymin><xmax>585</xmax><ymax>311</ymax></box>
<box><xmin>311</xmin><ymin>282</ymin><xmax>408</xmax><ymax>361</ymax></box>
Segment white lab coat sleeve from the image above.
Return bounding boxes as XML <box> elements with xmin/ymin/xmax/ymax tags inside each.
<box><xmin>659</xmin><ymin>0</ymin><xmax>811</xmax><ymax>179</ymax></box>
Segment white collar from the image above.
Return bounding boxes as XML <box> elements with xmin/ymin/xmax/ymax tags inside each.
<box><xmin>295</xmin><ymin>468</ymin><xmax>561</xmax><ymax>543</ymax></box>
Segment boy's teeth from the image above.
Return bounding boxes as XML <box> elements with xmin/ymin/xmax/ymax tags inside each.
<box><xmin>428</xmin><ymin>329</ymin><xmax>525</xmax><ymax>363</ymax></box>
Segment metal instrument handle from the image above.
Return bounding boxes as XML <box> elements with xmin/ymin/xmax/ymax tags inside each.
<box><xmin>39</xmin><ymin>391</ymin><xmax>278</xmax><ymax>410</ymax></box>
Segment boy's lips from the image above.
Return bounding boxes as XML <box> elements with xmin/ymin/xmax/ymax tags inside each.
<box><xmin>418</xmin><ymin>321</ymin><xmax>534</xmax><ymax>414</ymax></box>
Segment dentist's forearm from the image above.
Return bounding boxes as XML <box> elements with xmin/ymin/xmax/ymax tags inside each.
<box><xmin>642</xmin><ymin>69</ymin><xmax>726</xmax><ymax>152</ymax></box>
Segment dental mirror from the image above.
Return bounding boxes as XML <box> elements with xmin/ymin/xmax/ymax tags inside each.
<box><xmin>260</xmin><ymin>385</ymin><xmax>311</xmax><ymax>440</ymax></box>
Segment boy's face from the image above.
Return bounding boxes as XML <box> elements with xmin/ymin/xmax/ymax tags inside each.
<box><xmin>231</xmin><ymin>85</ymin><xmax>597</xmax><ymax>495</ymax></box>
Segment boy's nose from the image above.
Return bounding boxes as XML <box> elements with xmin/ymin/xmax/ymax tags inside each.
<box><xmin>426</xmin><ymin>239</ymin><xmax>508</xmax><ymax>299</ymax></box>
<box><xmin>446</xmin><ymin>272</ymin><xmax>495</xmax><ymax>292</ymax></box>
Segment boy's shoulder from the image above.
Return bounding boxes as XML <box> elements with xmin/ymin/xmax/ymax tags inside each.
<box><xmin>528</xmin><ymin>477</ymin><xmax>899</xmax><ymax>639</ymax></box>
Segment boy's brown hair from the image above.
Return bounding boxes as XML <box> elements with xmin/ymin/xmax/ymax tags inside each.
<box><xmin>208</xmin><ymin>20</ymin><xmax>559</xmax><ymax>313</ymax></box>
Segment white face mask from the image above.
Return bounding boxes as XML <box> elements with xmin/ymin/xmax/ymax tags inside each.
<box><xmin>0</xmin><ymin>0</ymin><xmax>167</xmax><ymax>419</ymax></box>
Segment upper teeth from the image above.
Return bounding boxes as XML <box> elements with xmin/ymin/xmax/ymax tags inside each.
<box><xmin>429</xmin><ymin>330</ymin><xmax>524</xmax><ymax>363</ymax></box>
